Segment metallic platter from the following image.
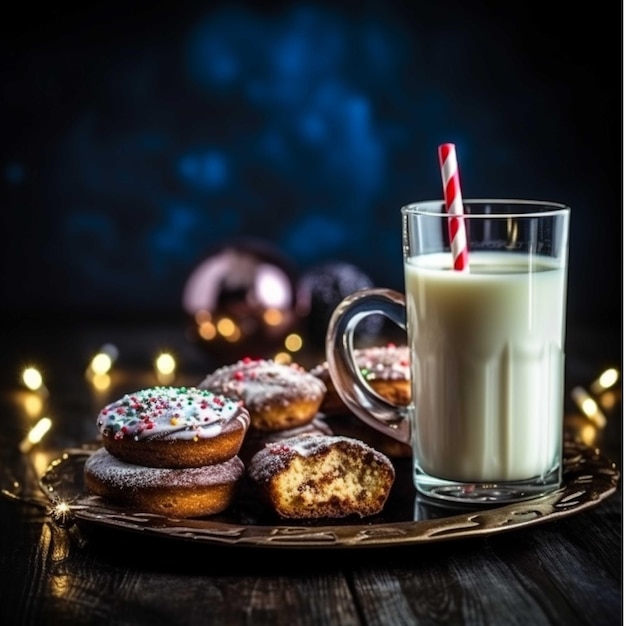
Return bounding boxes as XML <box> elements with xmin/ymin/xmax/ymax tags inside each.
<box><xmin>34</xmin><ymin>438</ymin><xmax>620</xmax><ymax>549</ymax></box>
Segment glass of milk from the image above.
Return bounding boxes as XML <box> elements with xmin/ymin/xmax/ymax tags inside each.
<box><xmin>325</xmin><ymin>199</ymin><xmax>570</xmax><ymax>503</ymax></box>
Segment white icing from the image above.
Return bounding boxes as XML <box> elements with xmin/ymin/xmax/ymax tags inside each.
<box><xmin>311</xmin><ymin>344</ymin><xmax>410</xmax><ymax>382</ymax></box>
<box><xmin>199</xmin><ymin>358</ymin><xmax>326</xmax><ymax>411</ymax></box>
<box><xmin>96</xmin><ymin>386</ymin><xmax>248</xmax><ymax>441</ymax></box>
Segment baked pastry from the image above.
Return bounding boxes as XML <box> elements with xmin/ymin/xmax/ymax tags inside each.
<box><xmin>198</xmin><ymin>357</ymin><xmax>327</xmax><ymax>432</ymax></box>
<box><xmin>238</xmin><ymin>416</ymin><xmax>333</xmax><ymax>465</ymax></box>
<box><xmin>310</xmin><ymin>344</ymin><xmax>412</xmax><ymax>458</ymax></box>
<box><xmin>97</xmin><ymin>386</ymin><xmax>250</xmax><ymax>468</ymax></box>
<box><xmin>324</xmin><ymin>413</ymin><xmax>412</xmax><ymax>459</ymax></box>
<box><xmin>311</xmin><ymin>343</ymin><xmax>411</xmax><ymax>415</ymax></box>
<box><xmin>84</xmin><ymin>447</ymin><xmax>244</xmax><ymax>518</ymax></box>
<box><xmin>248</xmin><ymin>434</ymin><xmax>395</xmax><ymax>519</ymax></box>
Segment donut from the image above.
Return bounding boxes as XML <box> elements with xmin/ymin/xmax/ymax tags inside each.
<box><xmin>248</xmin><ymin>434</ymin><xmax>395</xmax><ymax>519</ymax></box>
<box><xmin>198</xmin><ymin>357</ymin><xmax>327</xmax><ymax>432</ymax></box>
<box><xmin>310</xmin><ymin>344</ymin><xmax>412</xmax><ymax>457</ymax></box>
<box><xmin>84</xmin><ymin>448</ymin><xmax>244</xmax><ymax>518</ymax></box>
<box><xmin>311</xmin><ymin>343</ymin><xmax>411</xmax><ymax>415</ymax></box>
<box><xmin>238</xmin><ymin>416</ymin><xmax>334</xmax><ymax>465</ymax></box>
<box><xmin>324</xmin><ymin>413</ymin><xmax>412</xmax><ymax>459</ymax></box>
<box><xmin>97</xmin><ymin>386</ymin><xmax>250</xmax><ymax>468</ymax></box>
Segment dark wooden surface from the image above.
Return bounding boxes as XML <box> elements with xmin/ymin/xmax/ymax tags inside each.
<box><xmin>0</xmin><ymin>320</ymin><xmax>622</xmax><ymax>626</ymax></box>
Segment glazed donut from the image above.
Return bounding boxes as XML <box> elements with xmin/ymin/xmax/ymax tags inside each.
<box><xmin>198</xmin><ymin>357</ymin><xmax>327</xmax><ymax>432</ymax></box>
<box><xmin>311</xmin><ymin>343</ymin><xmax>411</xmax><ymax>415</ymax></box>
<box><xmin>84</xmin><ymin>448</ymin><xmax>244</xmax><ymax>518</ymax></box>
<box><xmin>248</xmin><ymin>434</ymin><xmax>395</xmax><ymax>519</ymax></box>
<box><xmin>97</xmin><ymin>386</ymin><xmax>250</xmax><ymax>468</ymax></box>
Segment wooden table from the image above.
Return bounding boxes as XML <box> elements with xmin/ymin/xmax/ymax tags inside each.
<box><xmin>0</xmin><ymin>320</ymin><xmax>621</xmax><ymax>625</ymax></box>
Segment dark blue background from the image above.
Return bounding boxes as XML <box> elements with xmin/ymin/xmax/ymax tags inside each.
<box><xmin>1</xmin><ymin>0</ymin><xmax>621</xmax><ymax>329</ymax></box>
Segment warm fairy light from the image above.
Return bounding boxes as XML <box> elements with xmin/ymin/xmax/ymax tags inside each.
<box><xmin>599</xmin><ymin>368</ymin><xmax>619</xmax><ymax>387</ymax></box>
<box><xmin>217</xmin><ymin>317</ymin><xmax>237</xmax><ymax>337</ymax></box>
<box><xmin>22</xmin><ymin>367</ymin><xmax>43</xmax><ymax>391</ymax></box>
<box><xmin>263</xmin><ymin>308</ymin><xmax>284</xmax><ymax>326</ymax></box>
<box><xmin>578</xmin><ymin>422</ymin><xmax>598</xmax><ymax>447</ymax></box>
<box><xmin>598</xmin><ymin>391</ymin><xmax>618</xmax><ymax>411</ymax></box>
<box><xmin>155</xmin><ymin>352</ymin><xmax>176</xmax><ymax>385</ymax></box>
<box><xmin>198</xmin><ymin>321</ymin><xmax>217</xmax><ymax>340</ymax></box>
<box><xmin>90</xmin><ymin>353</ymin><xmax>113</xmax><ymax>375</ymax></box>
<box><xmin>155</xmin><ymin>353</ymin><xmax>176</xmax><ymax>375</ymax></box>
<box><xmin>284</xmin><ymin>333</ymin><xmax>303</xmax><ymax>352</ymax></box>
<box><xmin>581</xmin><ymin>396</ymin><xmax>597</xmax><ymax>415</ymax></box>
<box><xmin>86</xmin><ymin>343</ymin><xmax>118</xmax><ymax>386</ymax></box>
<box><xmin>91</xmin><ymin>373</ymin><xmax>112</xmax><ymax>392</ymax></box>
<box><xmin>19</xmin><ymin>416</ymin><xmax>52</xmax><ymax>453</ymax></box>
<box><xmin>23</xmin><ymin>393</ymin><xmax>44</xmax><ymax>418</ymax></box>
<box><xmin>28</xmin><ymin>416</ymin><xmax>52</xmax><ymax>443</ymax></box>
<box><xmin>590</xmin><ymin>368</ymin><xmax>620</xmax><ymax>395</ymax></box>
<box><xmin>31</xmin><ymin>450</ymin><xmax>51</xmax><ymax>478</ymax></box>
<box><xmin>274</xmin><ymin>352</ymin><xmax>292</xmax><ymax>364</ymax></box>
<box><xmin>214</xmin><ymin>318</ymin><xmax>242</xmax><ymax>343</ymax></box>
<box><xmin>224</xmin><ymin>327</ymin><xmax>242</xmax><ymax>343</ymax></box>
<box><xmin>571</xmin><ymin>386</ymin><xmax>607</xmax><ymax>429</ymax></box>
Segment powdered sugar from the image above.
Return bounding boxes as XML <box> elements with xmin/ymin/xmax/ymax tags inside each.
<box><xmin>198</xmin><ymin>357</ymin><xmax>326</xmax><ymax>412</ymax></box>
<box><xmin>248</xmin><ymin>434</ymin><xmax>392</xmax><ymax>483</ymax></box>
<box><xmin>85</xmin><ymin>447</ymin><xmax>244</xmax><ymax>489</ymax></box>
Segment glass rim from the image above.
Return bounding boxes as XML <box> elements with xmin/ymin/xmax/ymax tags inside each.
<box><xmin>401</xmin><ymin>199</ymin><xmax>570</xmax><ymax>218</ymax></box>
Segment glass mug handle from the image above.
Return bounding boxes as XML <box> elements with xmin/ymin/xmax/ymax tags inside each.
<box><xmin>325</xmin><ymin>288</ymin><xmax>411</xmax><ymax>445</ymax></box>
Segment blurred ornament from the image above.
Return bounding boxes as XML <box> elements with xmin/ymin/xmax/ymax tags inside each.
<box><xmin>182</xmin><ymin>239</ymin><xmax>299</xmax><ymax>361</ymax></box>
<box><xmin>297</xmin><ymin>261</ymin><xmax>384</xmax><ymax>350</ymax></box>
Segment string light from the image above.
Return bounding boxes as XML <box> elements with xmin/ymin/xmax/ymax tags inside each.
<box><xmin>90</xmin><ymin>373</ymin><xmax>112</xmax><ymax>392</ymax></box>
<box><xmin>589</xmin><ymin>367</ymin><xmax>620</xmax><ymax>395</ymax></box>
<box><xmin>87</xmin><ymin>344</ymin><xmax>118</xmax><ymax>374</ymax></box>
<box><xmin>22</xmin><ymin>367</ymin><xmax>44</xmax><ymax>392</ymax></box>
<box><xmin>86</xmin><ymin>344</ymin><xmax>118</xmax><ymax>392</ymax></box>
<box><xmin>284</xmin><ymin>333</ymin><xmax>303</xmax><ymax>352</ymax></box>
<box><xmin>90</xmin><ymin>353</ymin><xmax>113</xmax><ymax>376</ymax></box>
<box><xmin>155</xmin><ymin>352</ymin><xmax>176</xmax><ymax>384</ymax></box>
<box><xmin>571</xmin><ymin>386</ymin><xmax>607</xmax><ymax>429</ymax></box>
<box><xmin>22</xmin><ymin>394</ymin><xmax>44</xmax><ymax>418</ymax></box>
<box><xmin>19</xmin><ymin>416</ymin><xmax>52</xmax><ymax>453</ymax></box>
<box><xmin>216</xmin><ymin>317</ymin><xmax>241</xmax><ymax>342</ymax></box>
<box><xmin>198</xmin><ymin>320</ymin><xmax>217</xmax><ymax>340</ymax></box>
<box><xmin>263</xmin><ymin>308</ymin><xmax>284</xmax><ymax>326</ymax></box>
<box><xmin>274</xmin><ymin>352</ymin><xmax>292</xmax><ymax>364</ymax></box>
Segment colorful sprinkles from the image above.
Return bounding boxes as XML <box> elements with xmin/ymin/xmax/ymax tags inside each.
<box><xmin>198</xmin><ymin>357</ymin><xmax>327</xmax><ymax>411</ymax></box>
<box><xmin>358</xmin><ymin>343</ymin><xmax>410</xmax><ymax>381</ymax></box>
<box><xmin>97</xmin><ymin>386</ymin><xmax>246</xmax><ymax>441</ymax></box>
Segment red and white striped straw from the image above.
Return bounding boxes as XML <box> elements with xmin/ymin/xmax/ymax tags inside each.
<box><xmin>438</xmin><ymin>143</ymin><xmax>469</xmax><ymax>271</ymax></box>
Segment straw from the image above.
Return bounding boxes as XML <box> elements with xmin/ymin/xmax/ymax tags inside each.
<box><xmin>438</xmin><ymin>143</ymin><xmax>469</xmax><ymax>271</ymax></box>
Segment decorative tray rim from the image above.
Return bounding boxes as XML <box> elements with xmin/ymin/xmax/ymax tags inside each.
<box><xmin>38</xmin><ymin>439</ymin><xmax>620</xmax><ymax>550</ymax></box>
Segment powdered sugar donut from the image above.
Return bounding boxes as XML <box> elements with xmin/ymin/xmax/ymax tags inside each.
<box><xmin>84</xmin><ymin>447</ymin><xmax>244</xmax><ymax>518</ymax></box>
<box><xmin>198</xmin><ymin>358</ymin><xmax>327</xmax><ymax>432</ymax></box>
<box><xmin>97</xmin><ymin>386</ymin><xmax>250</xmax><ymax>468</ymax></box>
<box><xmin>311</xmin><ymin>343</ymin><xmax>411</xmax><ymax>415</ymax></box>
<box><xmin>248</xmin><ymin>434</ymin><xmax>395</xmax><ymax>519</ymax></box>
<box><xmin>238</xmin><ymin>416</ymin><xmax>334</xmax><ymax>464</ymax></box>
<box><xmin>311</xmin><ymin>344</ymin><xmax>412</xmax><ymax>458</ymax></box>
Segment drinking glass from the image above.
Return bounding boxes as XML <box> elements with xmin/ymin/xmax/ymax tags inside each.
<box><xmin>326</xmin><ymin>199</ymin><xmax>570</xmax><ymax>503</ymax></box>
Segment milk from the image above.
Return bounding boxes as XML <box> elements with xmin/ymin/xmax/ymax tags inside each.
<box><xmin>404</xmin><ymin>251</ymin><xmax>566</xmax><ymax>483</ymax></box>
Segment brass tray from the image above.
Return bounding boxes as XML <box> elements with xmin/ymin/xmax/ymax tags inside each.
<box><xmin>37</xmin><ymin>439</ymin><xmax>620</xmax><ymax>549</ymax></box>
